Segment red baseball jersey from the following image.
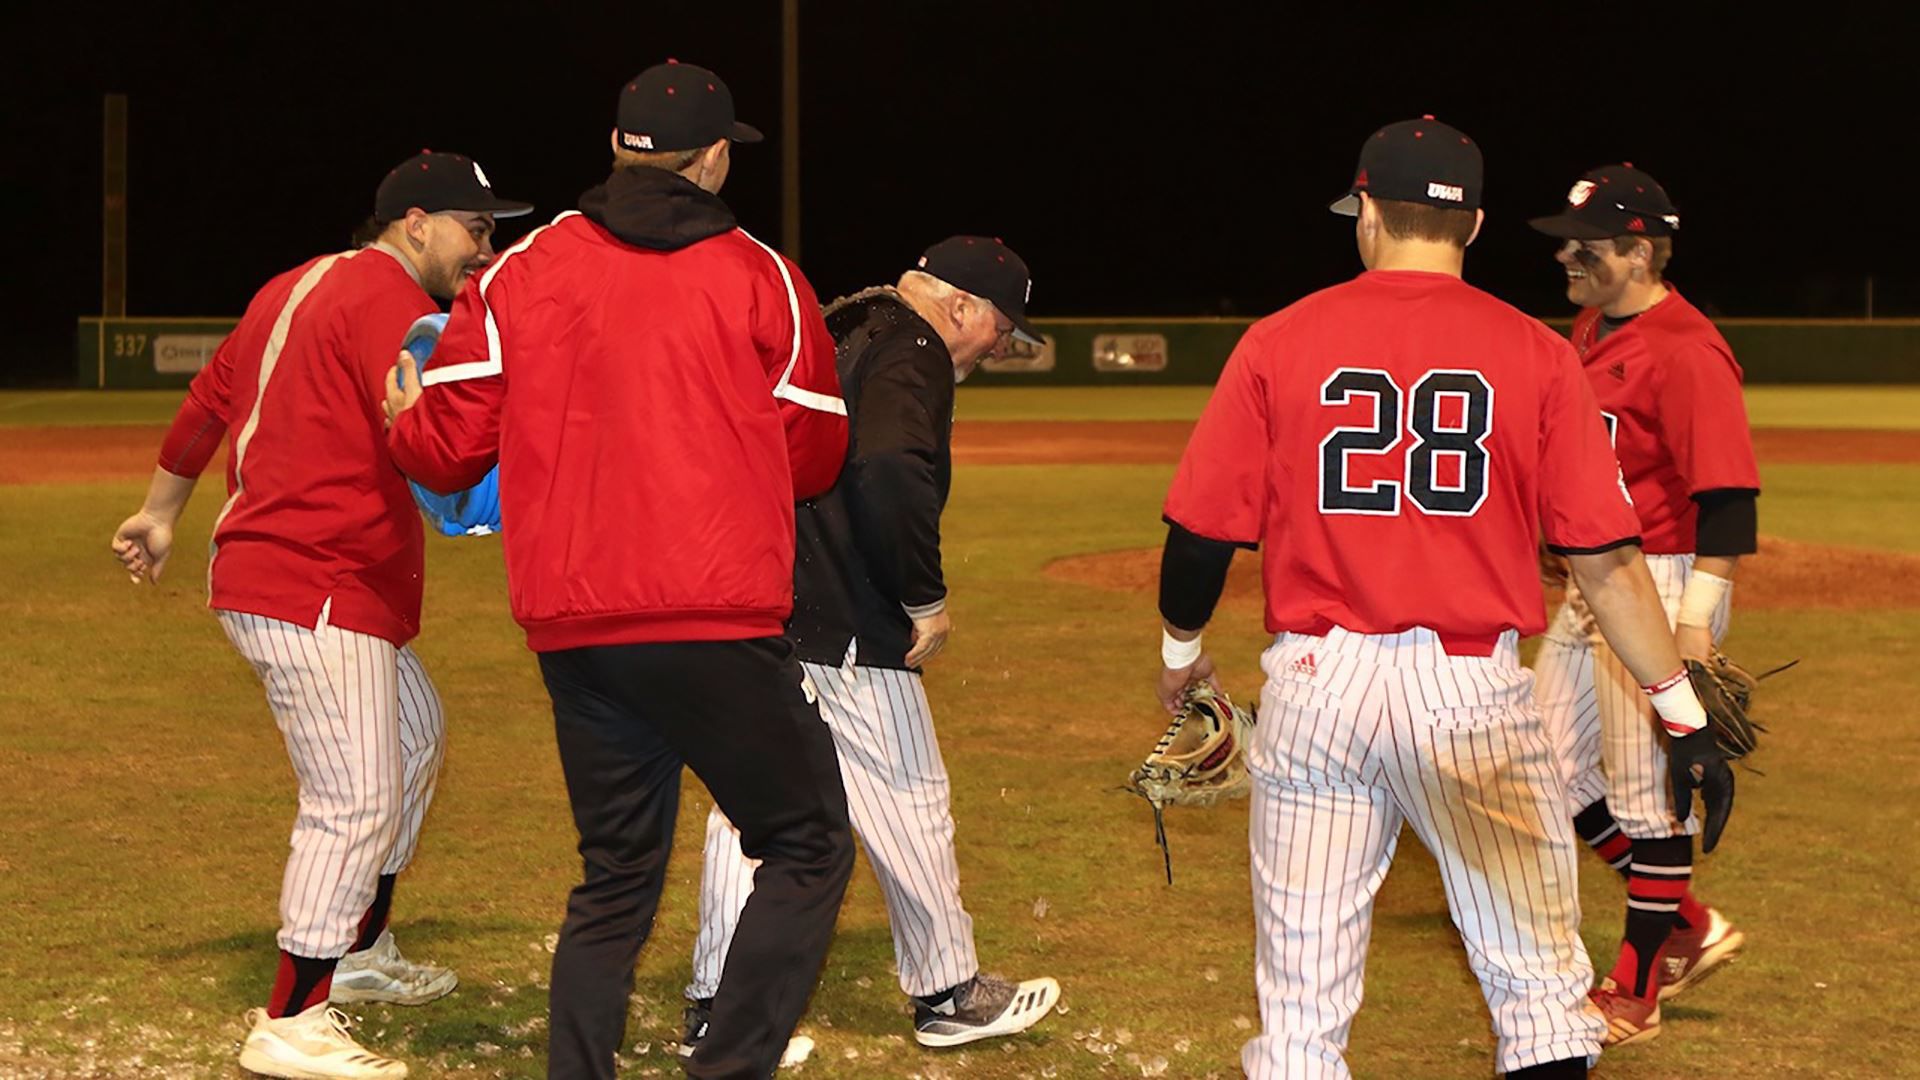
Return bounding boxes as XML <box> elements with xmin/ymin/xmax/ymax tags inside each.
<box><xmin>1567</xmin><ymin>287</ymin><xmax>1760</xmax><ymax>555</ymax></box>
<box><xmin>167</xmin><ymin>245</ymin><xmax>436</xmax><ymax>645</ymax></box>
<box><xmin>1165</xmin><ymin>270</ymin><xmax>1640</xmax><ymax>647</ymax></box>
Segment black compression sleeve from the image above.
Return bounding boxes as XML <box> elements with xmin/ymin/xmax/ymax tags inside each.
<box><xmin>1158</xmin><ymin>519</ymin><xmax>1239</xmax><ymax>631</ymax></box>
<box><xmin>1693</xmin><ymin>488</ymin><xmax>1759</xmax><ymax>557</ymax></box>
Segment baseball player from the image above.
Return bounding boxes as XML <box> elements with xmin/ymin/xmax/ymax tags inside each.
<box><xmin>681</xmin><ymin>238</ymin><xmax>1061</xmax><ymax>1053</ymax></box>
<box><xmin>1529</xmin><ymin>165</ymin><xmax>1760</xmax><ymax>1044</ymax></box>
<box><xmin>1153</xmin><ymin>117</ymin><xmax>1733</xmax><ymax>1079</ymax></box>
<box><xmin>109</xmin><ymin>151</ymin><xmax>532</xmax><ymax>1079</ymax></box>
<box><xmin>385</xmin><ymin>61</ymin><xmax>855</xmax><ymax>1080</ymax></box>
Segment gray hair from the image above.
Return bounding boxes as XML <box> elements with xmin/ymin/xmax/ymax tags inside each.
<box><xmin>897</xmin><ymin>269</ymin><xmax>988</xmax><ymax>311</ymax></box>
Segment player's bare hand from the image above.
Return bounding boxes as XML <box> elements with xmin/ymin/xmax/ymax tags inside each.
<box><xmin>384</xmin><ymin>350</ymin><xmax>423</xmax><ymax>426</ymax></box>
<box><xmin>904</xmin><ymin>610</ymin><xmax>951</xmax><ymax>667</ymax></box>
<box><xmin>110</xmin><ymin>510</ymin><xmax>174</xmax><ymax>584</ymax></box>
<box><xmin>1674</xmin><ymin>623</ymin><xmax>1714</xmax><ymax>663</ymax></box>
<box><xmin>1158</xmin><ymin>652</ymin><xmax>1217</xmax><ymax>714</ymax></box>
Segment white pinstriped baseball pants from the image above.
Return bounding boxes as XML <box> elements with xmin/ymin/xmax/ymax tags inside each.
<box><xmin>1535</xmin><ymin>554</ymin><xmax>1732</xmax><ymax>838</ymax></box>
<box><xmin>689</xmin><ymin>662</ymin><xmax>977</xmax><ymax>1000</ymax></box>
<box><xmin>1244</xmin><ymin>628</ymin><xmax>1604</xmax><ymax>1079</ymax></box>
<box><xmin>217</xmin><ymin>606</ymin><xmax>445</xmax><ymax>958</ymax></box>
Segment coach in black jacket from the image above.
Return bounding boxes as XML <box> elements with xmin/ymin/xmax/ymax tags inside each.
<box><xmin>679</xmin><ymin>238</ymin><xmax>1065</xmax><ymax>1055</ymax></box>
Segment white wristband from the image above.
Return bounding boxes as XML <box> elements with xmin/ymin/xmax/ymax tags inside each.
<box><xmin>1644</xmin><ymin>671</ymin><xmax>1706</xmax><ymax>734</ymax></box>
<box><xmin>1676</xmin><ymin>570</ymin><xmax>1732</xmax><ymax>628</ymax></box>
<box><xmin>1162</xmin><ymin>628</ymin><xmax>1203</xmax><ymax>670</ymax></box>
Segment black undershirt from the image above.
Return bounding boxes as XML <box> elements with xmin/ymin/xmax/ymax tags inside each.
<box><xmin>1693</xmin><ymin>488</ymin><xmax>1759</xmax><ymax>556</ymax></box>
<box><xmin>1596</xmin><ymin>310</ymin><xmax>1638</xmax><ymax>341</ymax></box>
<box><xmin>1157</xmin><ymin>519</ymin><xmax>1243</xmax><ymax>632</ymax></box>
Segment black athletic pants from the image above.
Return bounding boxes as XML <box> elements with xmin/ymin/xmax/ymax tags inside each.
<box><xmin>537</xmin><ymin>636</ymin><xmax>854</xmax><ymax>1080</ymax></box>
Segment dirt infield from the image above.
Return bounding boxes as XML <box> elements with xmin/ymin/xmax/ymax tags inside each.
<box><xmin>5</xmin><ymin>420</ymin><xmax>1918</xmax><ymax>486</ymax></box>
<box><xmin>0</xmin><ymin>425</ymin><xmax>228</xmax><ymax>485</ymax></box>
<box><xmin>1047</xmin><ymin>534</ymin><xmax>1920</xmax><ymax>612</ymax></box>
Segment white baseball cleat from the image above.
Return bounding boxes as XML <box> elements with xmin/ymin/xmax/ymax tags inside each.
<box><xmin>913</xmin><ymin>973</ymin><xmax>1061</xmax><ymax>1048</ymax></box>
<box><xmin>238</xmin><ymin>1002</ymin><xmax>408</xmax><ymax>1078</ymax></box>
<box><xmin>330</xmin><ymin>930</ymin><xmax>457</xmax><ymax>1006</ymax></box>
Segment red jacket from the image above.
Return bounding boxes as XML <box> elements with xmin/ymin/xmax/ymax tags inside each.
<box><xmin>159</xmin><ymin>244</ymin><xmax>435</xmax><ymax>645</ymax></box>
<box><xmin>388</xmin><ymin>168</ymin><xmax>847</xmax><ymax>651</ymax></box>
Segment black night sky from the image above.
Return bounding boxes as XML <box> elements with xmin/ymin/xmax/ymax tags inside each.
<box><xmin>4</xmin><ymin>2</ymin><xmax>1914</xmax><ymax>383</ymax></box>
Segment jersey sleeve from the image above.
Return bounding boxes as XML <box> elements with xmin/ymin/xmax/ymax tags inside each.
<box><xmin>1162</xmin><ymin>327</ymin><xmax>1270</xmax><ymax>546</ymax></box>
<box><xmin>157</xmin><ymin>335</ymin><xmax>237</xmax><ymax>477</ymax></box>
<box><xmin>388</xmin><ymin>268</ymin><xmax>504</xmax><ymax>494</ymax></box>
<box><xmin>1657</xmin><ymin>343</ymin><xmax>1761</xmax><ymax>494</ymax></box>
<box><xmin>1537</xmin><ymin>340</ymin><xmax>1642</xmax><ymax>553</ymax></box>
<box><xmin>757</xmin><ymin>249</ymin><xmax>848</xmax><ymax>501</ymax></box>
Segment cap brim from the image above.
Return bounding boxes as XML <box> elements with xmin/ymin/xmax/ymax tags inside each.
<box><xmin>1329</xmin><ymin>192</ymin><xmax>1361</xmax><ymax>217</ymax></box>
<box><xmin>461</xmin><ymin>197</ymin><xmax>536</xmax><ymax>220</ymax></box>
<box><xmin>730</xmin><ymin>121</ymin><xmax>764</xmax><ymax>144</ymax></box>
<box><xmin>1527</xmin><ymin>213</ymin><xmax>1616</xmax><ymax>240</ymax></box>
<box><xmin>1008</xmin><ymin>311</ymin><xmax>1044</xmax><ymax>346</ymax></box>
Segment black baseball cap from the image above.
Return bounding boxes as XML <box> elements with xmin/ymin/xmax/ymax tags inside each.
<box><xmin>1529</xmin><ymin>164</ymin><xmax>1680</xmax><ymax>239</ymax></box>
<box><xmin>916</xmin><ymin>236</ymin><xmax>1042</xmax><ymax>345</ymax></box>
<box><xmin>374</xmin><ymin>151</ymin><xmax>533</xmax><ymax>221</ymax></box>
<box><xmin>1330</xmin><ymin>115</ymin><xmax>1483</xmax><ymax>216</ymax></box>
<box><xmin>616</xmin><ymin>59</ymin><xmax>764</xmax><ymax>154</ymax></box>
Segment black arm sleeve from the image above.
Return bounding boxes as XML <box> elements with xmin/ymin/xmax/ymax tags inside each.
<box><xmin>1159</xmin><ymin>518</ymin><xmax>1239</xmax><ymax>631</ymax></box>
<box><xmin>843</xmin><ymin>343</ymin><xmax>953</xmax><ymax>610</ymax></box>
<box><xmin>1693</xmin><ymin>488</ymin><xmax>1759</xmax><ymax>557</ymax></box>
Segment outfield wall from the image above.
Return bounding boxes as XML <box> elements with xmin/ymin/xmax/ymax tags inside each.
<box><xmin>78</xmin><ymin>315</ymin><xmax>1920</xmax><ymax>389</ymax></box>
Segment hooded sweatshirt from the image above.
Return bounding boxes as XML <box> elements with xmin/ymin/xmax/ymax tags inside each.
<box><xmin>388</xmin><ymin>166</ymin><xmax>847</xmax><ymax>651</ymax></box>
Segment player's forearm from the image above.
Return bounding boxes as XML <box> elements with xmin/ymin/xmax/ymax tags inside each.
<box><xmin>1158</xmin><ymin>520</ymin><xmax>1237</xmax><ymax>633</ymax></box>
<box><xmin>1694</xmin><ymin>555</ymin><xmax>1737</xmax><ymax>581</ymax></box>
<box><xmin>138</xmin><ymin>467</ymin><xmax>199</xmax><ymax>524</ymax></box>
<box><xmin>1567</xmin><ymin>544</ymin><xmax>1689</xmax><ymax>687</ymax></box>
<box><xmin>386</xmin><ymin>385</ymin><xmax>501</xmax><ymax>494</ymax></box>
<box><xmin>157</xmin><ymin>391</ymin><xmax>228</xmax><ymax>477</ymax></box>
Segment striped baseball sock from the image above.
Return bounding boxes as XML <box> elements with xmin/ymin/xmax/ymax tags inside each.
<box><xmin>1572</xmin><ymin>799</ymin><xmax>1633</xmax><ymax>878</ymax></box>
<box><xmin>1578</xmin><ymin>801</ymin><xmax>1711</xmax><ymax>931</ymax></box>
<box><xmin>270</xmin><ymin>952</ymin><xmax>337</xmax><ymax>1017</ymax></box>
<box><xmin>350</xmin><ymin>874</ymin><xmax>397</xmax><ymax>953</ymax></box>
<box><xmin>1609</xmin><ymin>836</ymin><xmax>1692</xmax><ymax>999</ymax></box>
<box><xmin>1675</xmin><ymin>884</ymin><xmax>1709</xmax><ymax>932</ymax></box>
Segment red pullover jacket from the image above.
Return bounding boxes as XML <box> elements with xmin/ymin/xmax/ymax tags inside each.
<box><xmin>388</xmin><ymin>168</ymin><xmax>847</xmax><ymax>651</ymax></box>
<box><xmin>157</xmin><ymin>244</ymin><xmax>435</xmax><ymax>645</ymax></box>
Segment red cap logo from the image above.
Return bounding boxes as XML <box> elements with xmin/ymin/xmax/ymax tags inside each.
<box><xmin>1626</xmin><ymin>217</ymin><xmax>1646</xmax><ymax>232</ymax></box>
<box><xmin>1354</xmin><ymin>168</ymin><xmax>1369</xmax><ymax>189</ymax></box>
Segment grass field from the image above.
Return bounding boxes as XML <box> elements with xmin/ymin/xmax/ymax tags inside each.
<box><xmin>5</xmin><ymin>385</ymin><xmax>1920</xmax><ymax>428</ymax></box>
<box><xmin>2</xmin><ymin>387</ymin><xmax>1918</xmax><ymax>1078</ymax></box>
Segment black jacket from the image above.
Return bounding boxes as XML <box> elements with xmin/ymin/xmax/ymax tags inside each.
<box><xmin>788</xmin><ymin>289</ymin><xmax>953</xmax><ymax>670</ymax></box>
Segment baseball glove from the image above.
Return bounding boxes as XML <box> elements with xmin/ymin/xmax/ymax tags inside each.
<box><xmin>1685</xmin><ymin>652</ymin><xmax>1796</xmax><ymax>759</ymax></box>
<box><xmin>1125</xmin><ymin>682</ymin><xmax>1255</xmax><ymax>884</ymax></box>
<box><xmin>1671</xmin><ymin>652</ymin><xmax>1796</xmax><ymax>853</ymax></box>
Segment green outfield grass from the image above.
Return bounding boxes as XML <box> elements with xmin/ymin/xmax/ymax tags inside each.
<box><xmin>2</xmin><ymin>395</ymin><xmax>1919</xmax><ymax>1077</ymax></box>
<box><xmin>8</xmin><ymin>384</ymin><xmax>1919</xmax><ymax>429</ymax></box>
